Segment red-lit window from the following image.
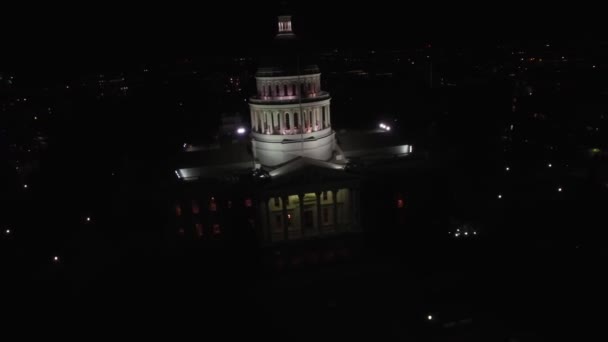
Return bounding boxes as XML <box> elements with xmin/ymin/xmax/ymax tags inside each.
<box><xmin>175</xmin><ymin>204</ymin><xmax>182</xmax><ymax>217</ymax></box>
<box><xmin>397</xmin><ymin>199</ymin><xmax>405</xmax><ymax>209</ymax></box>
<box><xmin>195</xmin><ymin>223</ymin><xmax>203</xmax><ymax>237</ymax></box>
<box><xmin>209</xmin><ymin>197</ymin><xmax>217</xmax><ymax>211</ymax></box>
<box><xmin>212</xmin><ymin>224</ymin><xmax>221</xmax><ymax>235</ymax></box>
<box><xmin>245</xmin><ymin>198</ymin><xmax>253</xmax><ymax>208</ymax></box>
<box><xmin>191</xmin><ymin>200</ymin><xmax>200</xmax><ymax>214</ymax></box>
<box><xmin>227</xmin><ymin>200</ymin><xmax>233</xmax><ymax>209</ymax></box>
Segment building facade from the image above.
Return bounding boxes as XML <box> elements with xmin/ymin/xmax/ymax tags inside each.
<box><xmin>249</xmin><ymin>15</ymin><xmax>338</xmax><ymax>167</ymax></box>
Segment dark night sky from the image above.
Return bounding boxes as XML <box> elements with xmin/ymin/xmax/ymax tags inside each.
<box><xmin>1</xmin><ymin>1</ymin><xmax>603</xmax><ymax>71</ymax></box>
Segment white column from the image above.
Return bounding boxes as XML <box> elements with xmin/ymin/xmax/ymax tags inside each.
<box><xmin>264</xmin><ymin>112</ymin><xmax>271</xmax><ymax>133</ymax></box>
<box><xmin>318</xmin><ymin>108</ymin><xmax>322</xmax><ymax>130</ymax></box>
<box><xmin>250</xmin><ymin>110</ymin><xmax>255</xmax><ymax>131</ymax></box>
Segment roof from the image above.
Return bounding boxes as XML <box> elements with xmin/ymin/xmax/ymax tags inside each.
<box><xmin>337</xmin><ymin>129</ymin><xmax>413</xmax><ymax>160</ymax></box>
<box><xmin>261</xmin><ymin>157</ymin><xmax>359</xmax><ymax>193</ymax></box>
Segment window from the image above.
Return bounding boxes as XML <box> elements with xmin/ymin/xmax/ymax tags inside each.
<box><xmin>323</xmin><ymin>191</ymin><xmax>328</xmax><ymax>201</ymax></box>
<box><xmin>292</xmin><ymin>84</ymin><xmax>296</xmax><ymax>95</ymax></box>
<box><xmin>294</xmin><ymin>113</ymin><xmax>299</xmax><ymax>128</ymax></box>
<box><xmin>275</xmin><ymin>215</ymin><xmax>283</xmax><ymax>230</ymax></box>
<box><xmin>274</xmin><ymin>197</ymin><xmax>280</xmax><ymax>207</ymax></box>
<box><xmin>209</xmin><ymin>197</ymin><xmax>217</xmax><ymax>211</ymax></box>
<box><xmin>175</xmin><ymin>204</ymin><xmax>182</xmax><ymax>217</ymax></box>
<box><xmin>323</xmin><ymin>207</ymin><xmax>330</xmax><ymax>224</ymax></box>
<box><xmin>285</xmin><ymin>113</ymin><xmax>290</xmax><ymax>129</ymax></box>
<box><xmin>244</xmin><ymin>198</ymin><xmax>252</xmax><ymax>208</ymax></box>
<box><xmin>276</xmin><ymin>85</ymin><xmax>279</xmax><ymax>96</ymax></box>
<box><xmin>195</xmin><ymin>223</ymin><xmax>203</xmax><ymax>237</ymax></box>
<box><xmin>304</xmin><ymin>211</ymin><xmax>314</xmax><ymax>228</ymax></box>
<box><xmin>191</xmin><ymin>200</ymin><xmax>200</xmax><ymax>214</ymax></box>
<box><xmin>284</xmin><ymin>84</ymin><xmax>288</xmax><ymax>96</ymax></box>
<box><xmin>212</xmin><ymin>224</ymin><xmax>221</xmax><ymax>235</ymax></box>
<box><xmin>397</xmin><ymin>199</ymin><xmax>404</xmax><ymax>209</ymax></box>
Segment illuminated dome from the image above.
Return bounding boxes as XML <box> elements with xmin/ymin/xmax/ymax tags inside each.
<box><xmin>249</xmin><ymin>15</ymin><xmax>336</xmax><ymax>167</ymax></box>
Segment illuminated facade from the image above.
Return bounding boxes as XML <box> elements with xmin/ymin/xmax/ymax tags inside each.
<box><xmin>249</xmin><ymin>15</ymin><xmax>338</xmax><ymax>167</ymax></box>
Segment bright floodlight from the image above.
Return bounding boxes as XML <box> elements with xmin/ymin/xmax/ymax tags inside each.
<box><xmin>505</xmin><ymin>166</ymin><xmax>510</xmax><ymax>171</ymax></box>
<box><xmin>237</xmin><ymin>127</ymin><xmax>246</xmax><ymax>135</ymax></box>
<box><xmin>53</xmin><ymin>256</ymin><xmax>59</xmax><ymax>262</ymax></box>
<box><xmin>379</xmin><ymin>123</ymin><xmax>386</xmax><ymax>129</ymax></box>
<box><xmin>548</xmin><ymin>163</ymin><xmax>552</xmax><ymax>168</ymax></box>
<box><xmin>86</xmin><ymin>217</ymin><xmax>91</xmax><ymax>222</ymax></box>
<box><xmin>5</xmin><ymin>229</ymin><xmax>10</xmax><ymax>235</ymax></box>
<box><xmin>386</xmin><ymin>126</ymin><xmax>391</xmax><ymax>131</ymax></box>
<box><xmin>498</xmin><ymin>194</ymin><xmax>502</xmax><ymax>199</ymax></box>
<box><xmin>427</xmin><ymin>315</ymin><xmax>433</xmax><ymax>320</ymax></box>
<box><xmin>558</xmin><ymin>187</ymin><xmax>562</xmax><ymax>192</ymax></box>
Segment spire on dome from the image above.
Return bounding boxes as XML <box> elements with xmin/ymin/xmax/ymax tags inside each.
<box><xmin>276</xmin><ymin>15</ymin><xmax>296</xmax><ymax>39</ymax></box>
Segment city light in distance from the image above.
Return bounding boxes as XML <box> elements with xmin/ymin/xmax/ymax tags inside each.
<box><xmin>53</xmin><ymin>256</ymin><xmax>60</xmax><ymax>263</ymax></box>
<box><xmin>498</xmin><ymin>194</ymin><xmax>502</xmax><ymax>199</ymax></box>
<box><xmin>237</xmin><ymin>127</ymin><xmax>246</xmax><ymax>135</ymax></box>
<box><xmin>558</xmin><ymin>187</ymin><xmax>562</xmax><ymax>192</ymax></box>
<box><xmin>548</xmin><ymin>163</ymin><xmax>552</xmax><ymax>168</ymax></box>
<box><xmin>428</xmin><ymin>315</ymin><xmax>433</xmax><ymax>320</ymax></box>
<box><xmin>23</xmin><ymin>184</ymin><xmax>28</xmax><ymax>189</ymax></box>
<box><xmin>379</xmin><ymin>123</ymin><xmax>391</xmax><ymax>131</ymax></box>
<box><xmin>505</xmin><ymin>166</ymin><xmax>510</xmax><ymax>171</ymax></box>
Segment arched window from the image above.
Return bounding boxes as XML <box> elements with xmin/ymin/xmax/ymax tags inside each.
<box><xmin>294</xmin><ymin>112</ymin><xmax>299</xmax><ymax>128</ymax></box>
<box><xmin>285</xmin><ymin>113</ymin><xmax>290</xmax><ymax>129</ymax></box>
<box><xmin>292</xmin><ymin>84</ymin><xmax>296</xmax><ymax>95</ymax></box>
<box><xmin>284</xmin><ymin>84</ymin><xmax>288</xmax><ymax>96</ymax></box>
<box><xmin>276</xmin><ymin>85</ymin><xmax>280</xmax><ymax>96</ymax></box>
<box><xmin>268</xmin><ymin>85</ymin><xmax>272</xmax><ymax>96</ymax></box>
<box><xmin>301</xmin><ymin>83</ymin><xmax>305</xmax><ymax>95</ymax></box>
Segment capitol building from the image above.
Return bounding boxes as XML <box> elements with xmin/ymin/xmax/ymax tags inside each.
<box><xmin>172</xmin><ymin>15</ymin><xmax>413</xmax><ymax>245</ymax></box>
